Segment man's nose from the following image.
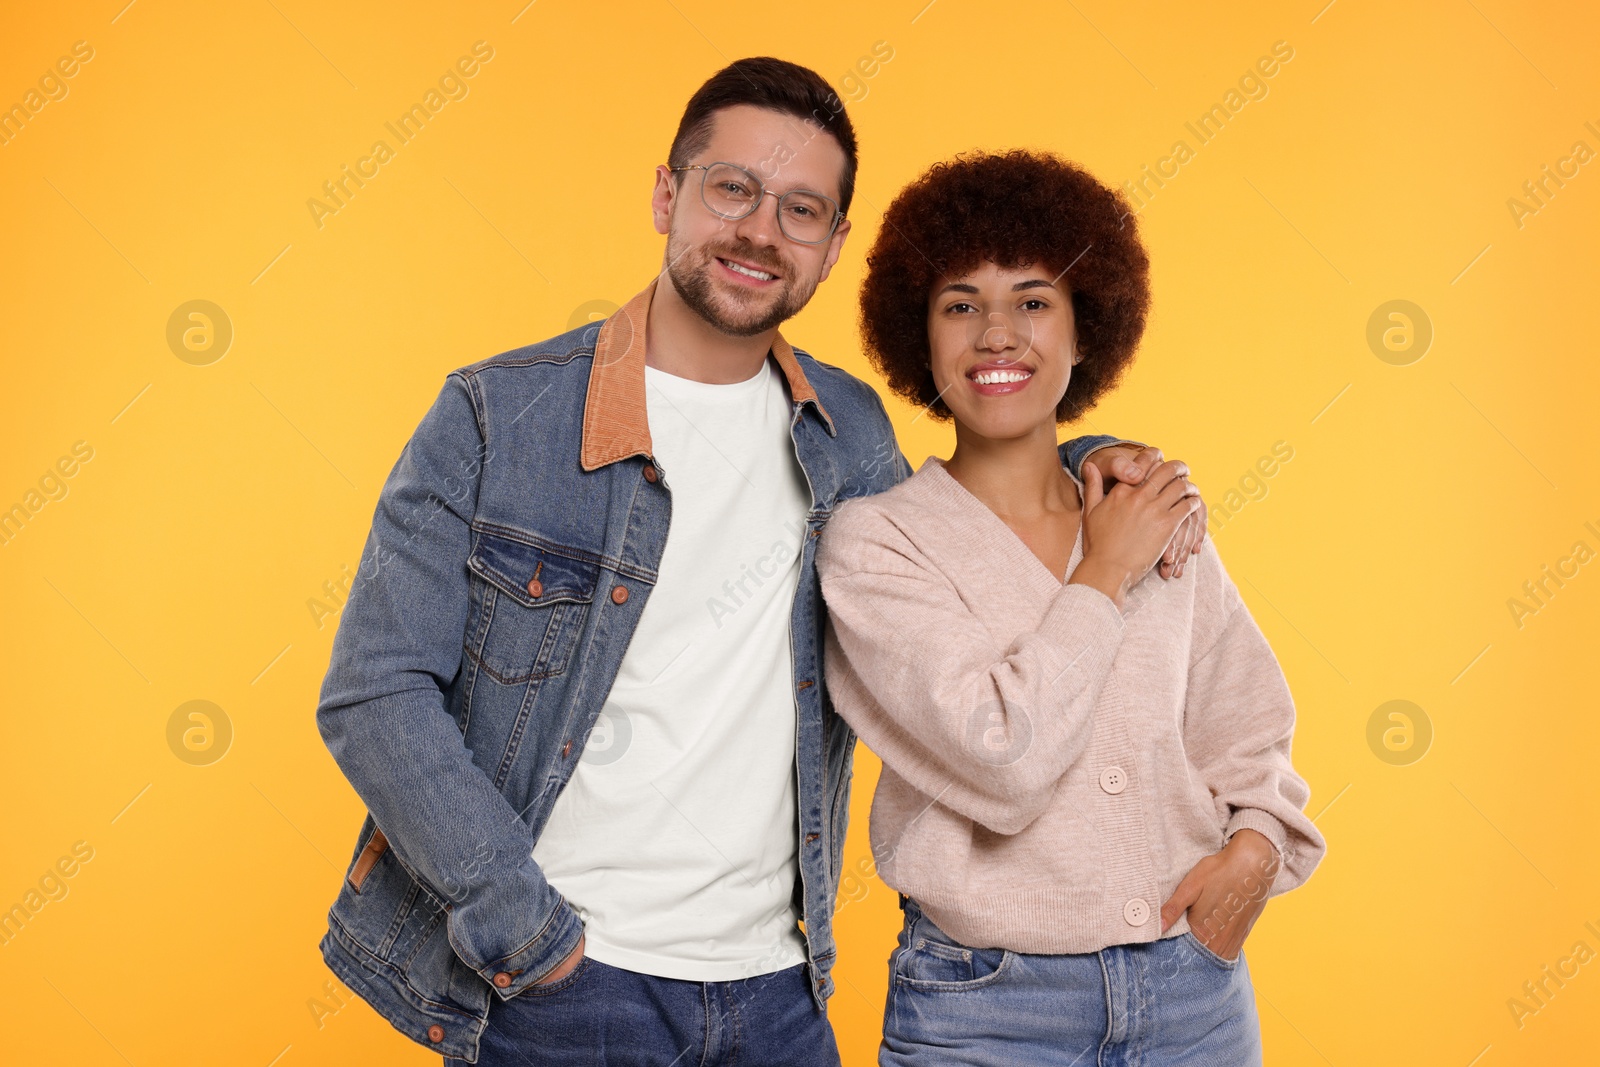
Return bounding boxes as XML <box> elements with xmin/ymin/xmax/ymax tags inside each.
<box><xmin>732</xmin><ymin>192</ymin><xmax>783</xmax><ymax>246</ymax></box>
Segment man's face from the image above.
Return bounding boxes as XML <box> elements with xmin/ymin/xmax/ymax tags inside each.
<box><xmin>653</xmin><ymin>104</ymin><xmax>852</xmax><ymax>337</ymax></box>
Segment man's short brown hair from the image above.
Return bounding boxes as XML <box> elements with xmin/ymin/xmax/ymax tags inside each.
<box><xmin>668</xmin><ymin>56</ymin><xmax>859</xmax><ymax>216</ymax></box>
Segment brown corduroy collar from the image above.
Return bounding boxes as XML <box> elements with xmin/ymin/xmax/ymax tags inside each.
<box><xmin>578</xmin><ymin>276</ymin><xmax>836</xmax><ymax>471</ymax></box>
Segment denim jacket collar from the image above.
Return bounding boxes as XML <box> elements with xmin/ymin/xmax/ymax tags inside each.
<box><xmin>579</xmin><ymin>276</ymin><xmax>836</xmax><ymax>471</ymax></box>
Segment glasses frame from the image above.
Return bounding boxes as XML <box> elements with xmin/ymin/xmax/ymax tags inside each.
<box><xmin>668</xmin><ymin>162</ymin><xmax>845</xmax><ymax>246</ymax></box>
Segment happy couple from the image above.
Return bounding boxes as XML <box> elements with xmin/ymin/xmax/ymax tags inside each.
<box><xmin>314</xmin><ymin>55</ymin><xmax>1324</xmax><ymax>1066</ymax></box>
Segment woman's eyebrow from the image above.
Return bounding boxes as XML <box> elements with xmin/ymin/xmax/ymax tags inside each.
<box><xmin>934</xmin><ymin>278</ymin><xmax>1057</xmax><ymax>296</ymax></box>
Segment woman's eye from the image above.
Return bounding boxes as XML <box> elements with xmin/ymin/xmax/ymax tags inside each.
<box><xmin>1021</xmin><ymin>299</ymin><xmax>1047</xmax><ymax>310</ymax></box>
<box><xmin>947</xmin><ymin>302</ymin><xmax>976</xmax><ymax>314</ymax></box>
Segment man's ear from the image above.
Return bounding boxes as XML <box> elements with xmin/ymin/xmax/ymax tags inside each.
<box><xmin>651</xmin><ymin>165</ymin><xmax>676</xmax><ymax>235</ymax></box>
<box><xmin>816</xmin><ymin>216</ymin><xmax>852</xmax><ymax>284</ymax></box>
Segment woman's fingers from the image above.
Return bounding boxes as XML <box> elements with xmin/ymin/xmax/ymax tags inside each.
<box><xmin>1082</xmin><ymin>457</ymin><xmax>1105</xmax><ymax>512</ymax></box>
<box><xmin>1159</xmin><ymin>858</ymin><xmax>1209</xmax><ymax>932</ymax></box>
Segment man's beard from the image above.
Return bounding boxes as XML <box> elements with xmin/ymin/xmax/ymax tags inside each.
<box><xmin>666</xmin><ymin>235</ymin><xmax>816</xmax><ymax>338</ymax></box>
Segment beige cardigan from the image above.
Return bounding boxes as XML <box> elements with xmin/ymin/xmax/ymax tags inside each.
<box><xmin>816</xmin><ymin>455</ymin><xmax>1325</xmax><ymax>953</ymax></box>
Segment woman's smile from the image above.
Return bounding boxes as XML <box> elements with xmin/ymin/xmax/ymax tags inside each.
<box><xmin>966</xmin><ymin>359</ymin><xmax>1036</xmax><ymax>396</ymax></box>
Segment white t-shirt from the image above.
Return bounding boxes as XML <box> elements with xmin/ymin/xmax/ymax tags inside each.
<box><xmin>531</xmin><ymin>355</ymin><xmax>813</xmax><ymax>981</ymax></box>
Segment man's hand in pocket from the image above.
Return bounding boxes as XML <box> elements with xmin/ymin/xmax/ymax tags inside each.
<box><xmin>529</xmin><ymin>933</ymin><xmax>586</xmax><ymax>988</ymax></box>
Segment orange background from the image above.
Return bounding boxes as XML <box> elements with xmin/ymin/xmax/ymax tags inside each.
<box><xmin>3</xmin><ymin>1</ymin><xmax>1598</xmax><ymax>1064</ymax></box>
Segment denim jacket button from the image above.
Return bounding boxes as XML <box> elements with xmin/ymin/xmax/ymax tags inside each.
<box><xmin>562</xmin><ymin>740</ymin><xmax>573</xmax><ymax>758</ymax></box>
<box><xmin>642</xmin><ymin>464</ymin><xmax>658</xmax><ymax>483</ymax></box>
<box><xmin>427</xmin><ymin>1025</ymin><xmax>444</xmax><ymax>1042</ymax></box>
<box><xmin>493</xmin><ymin>971</ymin><xmax>513</xmax><ymax>988</ymax></box>
<box><xmin>525</xmin><ymin>577</ymin><xmax>544</xmax><ymax>598</ymax></box>
<box><xmin>611</xmin><ymin>585</ymin><xmax>629</xmax><ymax>604</ymax></box>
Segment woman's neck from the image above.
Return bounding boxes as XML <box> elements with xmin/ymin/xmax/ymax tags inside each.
<box><xmin>943</xmin><ymin>423</ymin><xmax>1081</xmax><ymax>520</ymax></box>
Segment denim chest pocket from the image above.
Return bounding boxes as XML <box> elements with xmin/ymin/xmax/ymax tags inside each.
<box><xmin>465</xmin><ymin>529</ymin><xmax>601</xmax><ymax>685</ymax></box>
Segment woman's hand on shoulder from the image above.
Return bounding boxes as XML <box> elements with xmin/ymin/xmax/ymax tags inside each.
<box><xmin>1079</xmin><ymin>445</ymin><xmax>1207</xmax><ymax>580</ymax></box>
<box><xmin>1070</xmin><ymin>460</ymin><xmax>1199</xmax><ymax>607</ymax></box>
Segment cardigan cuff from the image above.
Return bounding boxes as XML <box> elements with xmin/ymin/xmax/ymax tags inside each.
<box><xmin>1224</xmin><ymin>807</ymin><xmax>1289</xmax><ymax>868</ymax></box>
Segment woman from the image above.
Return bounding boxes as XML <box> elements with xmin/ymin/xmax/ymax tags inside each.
<box><xmin>816</xmin><ymin>150</ymin><xmax>1326</xmax><ymax>1065</ymax></box>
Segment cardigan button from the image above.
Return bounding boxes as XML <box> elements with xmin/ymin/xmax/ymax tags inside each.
<box><xmin>1099</xmin><ymin>766</ymin><xmax>1127</xmax><ymax>794</ymax></box>
<box><xmin>611</xmin><ymin>585</ymin><xmax>629</xmax><ymax>605</ymax></box>
<box><xmin>1123</xmin><ymin>898</ymin><xmax>1150</xmax><ymax>926</ymax></box>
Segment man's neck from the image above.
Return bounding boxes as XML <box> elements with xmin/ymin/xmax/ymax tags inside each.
<box><xmin>645</xmin><ymin>272</ymin><xmax>776</xmax><ymax>383</ymax></box>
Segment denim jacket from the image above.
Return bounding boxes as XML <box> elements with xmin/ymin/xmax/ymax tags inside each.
<box><xmin>314</xmin><ymin>277</ymin><xmax>1126</xmax><ymax>1061</ymax></box>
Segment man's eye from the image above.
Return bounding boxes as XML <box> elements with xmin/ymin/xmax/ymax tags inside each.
<box><xmin>786</xmin><ymin>204</ymin><xmax>816</xmax><ymax>218</ymax></box>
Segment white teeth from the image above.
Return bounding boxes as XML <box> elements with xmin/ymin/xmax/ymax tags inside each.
<box><xmin>972</xmin><ymin>369</ymin><xmax>1032</xmax><ymax>385</ymax></box>
<box><xmin>723</xmin><ymin>259</ymin><xmax>775</xmax><ymax>281</ymax></box>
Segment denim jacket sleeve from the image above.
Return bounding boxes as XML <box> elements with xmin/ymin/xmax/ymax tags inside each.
<box><xmin>1062</xmin><ymin>434</ymin><xmax>1144</xmax><ymax>476</ymax></box>
<box><xmin>315</xmin><ymin>371</ymin><xmax>584</xmax><ymax>999</ymax></box>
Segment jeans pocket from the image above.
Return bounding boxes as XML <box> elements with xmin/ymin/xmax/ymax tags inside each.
<box><xmin>514</xmin><ymin>955</ymin><xmax>594</xmax><ymax>998</ymax></box>
<box><xmin>897</xmin><ymin>935</ymin><xmax>1012</xmax><ymax>991</ymax></box>
<box><xmin>1183</xmin><ymin>930</ymin><xmax>1241</xmax><ymax>969</ymax></box>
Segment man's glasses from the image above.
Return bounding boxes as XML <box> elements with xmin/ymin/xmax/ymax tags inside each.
<box><xmin>669</xmin><ymin>161</ymin><xmax>844</xmax><ymax>245</ymax></box>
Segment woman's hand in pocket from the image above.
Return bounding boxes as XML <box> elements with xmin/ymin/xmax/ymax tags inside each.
<box><xmin>1159</xmin><ymin>829</ymin><xmax>1279</xmax><ymax>961</ymax></box>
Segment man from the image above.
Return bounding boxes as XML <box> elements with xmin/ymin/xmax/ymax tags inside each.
<box><xmin>314</xmin><ymin>56</ymin><xmax>1206</xmax><ymax>1065</ymax></box>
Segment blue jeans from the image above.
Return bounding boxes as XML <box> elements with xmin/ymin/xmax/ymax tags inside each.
<box><xmin>882</xmin><ymin>898</ymin><xmax>1262</xmax><ymax>1066</ymax></box>
<box><xmin>447</xmin><ymin>956</ymin><xmax>841</xmax><ymax>1066</ymax></box>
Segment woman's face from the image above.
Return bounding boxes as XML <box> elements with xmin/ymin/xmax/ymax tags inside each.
<box><xmin>927</xmin><ymin>261</ymin><xmax>1078</xmax><ymax>441</ymax></box>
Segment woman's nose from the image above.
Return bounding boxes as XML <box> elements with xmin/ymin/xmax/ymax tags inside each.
<box><xmin>981</xmin><ymin>311</ymin><xmax>1015</xmax><ymax>351</ymax></box>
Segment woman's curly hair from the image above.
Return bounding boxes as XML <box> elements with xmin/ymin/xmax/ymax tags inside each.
<box><xmin>859</xmin><ymin>149</ymin><xmax>1151</xmax><ymax>423</ymax></box>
